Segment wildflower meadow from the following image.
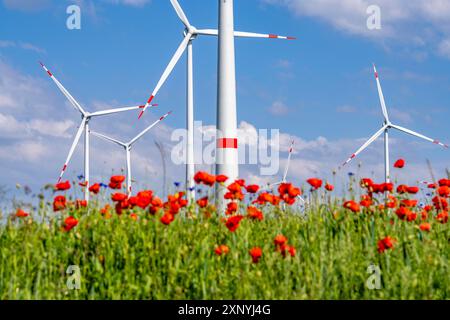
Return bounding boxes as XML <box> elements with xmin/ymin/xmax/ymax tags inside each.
<box><xmin>1</xmin><ymin>165</ymin><xmax>449</xmax><ymax>300</ymax></box>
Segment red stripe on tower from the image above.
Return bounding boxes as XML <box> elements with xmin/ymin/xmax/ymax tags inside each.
<box><xmin>217</xmin><ymin>138</ymin><xmax>238</xmax><ymax>149</ymax></box>
<box><xmin>147</xmin><ymin>95</ymin><xmax>154</xmax><ymax>104</ymax></box>
<box><xmin>269</xmin><ymin>34</ymin><xmax>278</xmax><ymax>39</ymax></box>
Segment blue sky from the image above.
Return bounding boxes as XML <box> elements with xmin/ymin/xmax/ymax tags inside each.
<box><xmin>1</xmin><ymin>0</ymin><xmax>449</xmax><ymax>198</ymax></box>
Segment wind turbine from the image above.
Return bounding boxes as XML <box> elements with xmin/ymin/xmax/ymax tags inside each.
<box><xmin>138</xmin><ymin>0</ymin><xmax>295</xmax><ymax>200</ymax></box>
<box><xmin>39</xmin><ymin>62</ymin><xmax>158</xmax><ymax>201</ymax></box>
<box><xmin>90</xmin><ymin>111</ymin><xmax>172</xmax><ymax>196</ymax></box>
<box><xmin>342</xmin><ymin>64</ymin><xmax>448</xmax><ymax>182</ymax></box>
<box><xmin>265</xmin><ymin>140</ymin><xmax>305</xmax><ymax>204</ymax></box>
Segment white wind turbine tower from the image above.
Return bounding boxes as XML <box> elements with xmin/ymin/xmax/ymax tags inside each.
<box><xmin>40</xmin><ymin>62</ymin><xmax>157</xmax><ymax>201</ymax></box>
<box><xmin>90</xmin><ymin>111</ymin><xmax>172</xmax><ymax>196</ymax></box>
<box><xmin>138</xmin><ymin>0</ymin><xmax>295</xmax><ymax>200</ymax></box>
<box><xmin>342</xmin><ymin>64</ymin><xmax>449</xmax><ymax>182</ymax></box>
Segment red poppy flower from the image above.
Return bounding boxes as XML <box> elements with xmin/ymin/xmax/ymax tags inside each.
<box><xmin>360</xmin><ymin>178</ymin><xmax>374</xmax><ymax>188</ymax></box>
<box><xmin>406</xmin><ymin>211</ymin><xmax>418</xmax><ymax>222</ymax></box>
<box><xmin>246</xmin><ymin>184</ymin><xmax>260</xmax><ymax>194</ymax></box>
<box><xmin>226</xmin><ymin>202</ymin><xmax>238</xmax><ymax>215</ymax></box>
<box><xmin>287</xmin><ymin>246</ymin><xmax>296</xmax><ymax>257</ymax></box>
<box><xmin>401</xmin><ymin>199</ymin><xmax>418</xmax><ymax>208</ymax></box>
<box><xmin>407</xmin><ymin>186</ymin><xmax>419</xmax><ymax>194</ymax></box>
<box><xmin>214</xmin><ymin>244</ymin><xmax>229</xmax><ymax>256</ymax></box>
<box><xmin>100</xmin><ymin>204</ymin><xmax>112</xmax><ymax>217</ymax></box>
<box><xmin>63</xmin><ymin>216</ymin><xmax>78</xmax><ymax>232</ymax></box>
<box><xmin>395</xmin><ymin>206</ymin><xmax>410</xmax><ymax>220</ymax></box>
<box><xmin>194</xmin><ymin>171</ymin><xmax>216</xmax><ymax>186</ymax></box>
<box><xmin>110</xmin><ymin>175</ymin><xmax>125</xmax><ymax>184</ymax></box>
<box><xmin>130</xmin><ymin>213</ymin><xmax>138</xmax><ymax>221</ymax></box>
<box><xmin>397</xmin><ymin>184</ymin><xmax>409</xmax><ymax>194</ymax></box>
<box><xmin>249</xmin><ymin>247</ymin><xmax>262</xmax><ymax>263</ymax></box>
<box><xmin>255</xmin><ymin>192</ymin><xmax>273</xmax><ymax>205</ymax></box>
<box><xmin>225</xmin><ymin>215</ymin><xmax>244</xmax><ymax>232</ymax></box>
<box><xmin>152</xmin><ymin>196</ymin><xmax>163</xmax><ymax>207</ymax></box>
<box><xmin>393</xmin><ymin>159</ymin><xmax>405</xmax><ymax>168</ymax></box>
<box><xmin>79</xmin><ymin>181</ymin><xmax>88</xmax><ymax>187</ymax></box>
<box><xmin>227</xmin><ymin>182</ymin><xmax>242</xmax><ymax>194</ymax></box>
<box><xmin>432</xmin><ymin>196</ymin><xmax>448</xmax><ymax>211</ymax></box>
<box><xmin>160</xmin><ymin>213</ymin><xmax>175</xmax><ymax>225</ymax></box>
<box><xmin>377</xmin><ymin>236</ymin><xmax>395</xmax><ymax>253</ymax></box>
<box><xmin>343</xmin><ymin>200</ymin><xmax>360</xmax><ymax>213</ymax></box>
<box><xmin>307</xmin><ymin>178</ymin><xmax>323</xmax><ymax>190</ymax></box>
<box><xmin>247</xmin><ymin>206</ymin><xmax>263</xmax><ymax>221</ymax></box>
<box><xmin>235</xmin><ymin>179</ymin><xmax>246</xmax><ymax>187</ymax></box>
<box><xmin>215</xmin><ymin>175</ymin><xmax>228</xmax><ymax>183</ymax></box>
<box><xmin>55</xmin><ymin>180</ymin><xmax>71</xmax><ymax>191</ymax></box>
<box><xmin>196</xmin><ymin>196</ymin><xmax>209</xmax><ymax>208</ymax></box>
<box><xmin>89</xmin><ymin>183</ymin><xmax>101</xmax><ymax>194</ymax></box>
<box><xmin>360</xmin><ymin>195</ymin><xmax>373</xmax><ymax>207</ymax></box>
<box><xmin>75</xmin><ymin>199</ymin><xmax>87</xmax><ymax>209</ymax></box>
<box><xmin>325</xmin><ymin>183</ymin><xmax>334</xmax><ymax>192</ymax></box>
<box><xmin>382</xmin><ymin>183</ymin><xmax>394</xmax><ymax>193</ymax></box>
<box><xmin>420</xmin><ymin>210</ymin><xmax>428</xmax><ymax>220</ymax></box>
<box><xmin>437</xmin><ymin>186</ymin><xmax>450</xmax><ymax>198</ymax></box>
<box><xmin>53</xmin><ymin>195</ymin><xmax>67</xmax><ymax>212</ymax></box>
<box><xmin>419</xmin><ymin>222</ymin><xmax>431</xmax><ymax>232</ymax></box>
<box><xmin>274</xmin><ymin>234</ymin><xmax>288</xmax><ymax>247</ymax></box>
<box><xmin>424</xmin><ymin>205</ymin><xmax>433</xmax><ymax>212</ymax></box>
<box><xmin>108</xmin><ymin>182</ymin><xmax>122</xmax><ymax>190</ymax></box>
<box><xmin>438</xmin><ymin>179</ymin><xmax>450</xmax><ymax>187</ymax></box>
<box><xmin>112</xmin><ymin>193</ymin><xmax>128</xmax><ymax>202</ymax></box>
<box><xmin>386</xmin><ymin>196</ymin><xmax>397</xmax><ymax>209</ymax></box>
<box><xmin>428</xmin><ymin>183</ymin><xmax>437</xmax><ymax>189</ymax></box>
<box><xmin>15</xmin><ymin>209</ymin><xmax>29</xmax><ymax>218</ymax></box>
<box><xmin>436</xmin><ymin>211</ymin><xmax>448</xmax><ymax>224</ymax></box>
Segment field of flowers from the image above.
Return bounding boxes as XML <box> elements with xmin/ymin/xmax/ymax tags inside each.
<box><xmin>0</xmin><ymin>168</ymin><xmax>449</xmax><ymax>300</ymax></box>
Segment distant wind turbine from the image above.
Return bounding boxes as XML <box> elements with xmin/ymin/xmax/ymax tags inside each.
<box><xmin>39</xmin><ymin>62</ymin><xmax>158</xmax><ymax>201</ymax></box>
<box><xmin>90</xmin><ymin>111</ymin><xmax>172</xmax><ymax>196</ymax></box>
<box><xmin>342</xmin><ymin>64</ymin><xmax>448</xmax><ymax>182</ymax></box>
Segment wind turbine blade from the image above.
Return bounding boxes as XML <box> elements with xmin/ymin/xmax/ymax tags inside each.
<box><xmin>391</xmin><ymin>124</ymin><xmax>449</xmax><ymax>149</ymax></box>
<box><xmin>131</xmin><ymin>111</ymin><xmax>172</xmax><ymax>145</ymax></box>
<box><xmin>138</xmin><ymin>35</ymin><xmax>190</xmax><ymax>119</ymax></box>
<box><xmin>196</xmin><ymin>29</ymin><xmax>296</xmax><ymax>40</ymax></box>
<box><xmin>342</xmin><ymin>126</ymin><xmax>387</xmax><ymax>167</ymax></box>
<box><xmin>57</xmin><ymin>118</ymin><xmax>86</xmax><ymax>182</ymax></box>
<box><xmin>196</xmin><ymin>29</ymin><xmax>218</xmax><ymax>36</ymax></box>
<box><xmin>282</xmin><ymin>140</ymin><xmax>295</xmax><ymax>182</ymax></box>
<box><xmin>170</xmin><ymin>0</ymin><xmax>190</xmax><ymax>28</ymax></box>
<box><xmin>90</xmin><ymin>131</ymin><xmax>126</xmax><ymax>147</ymax></box>
<box><xmin>373</xmin><ymin>64</ymin><xmax>390</xmax><ymax>122</ymax></box>
<box><xmin>90</xmin><ymin>104</ymin><xmax>158</xmax><ymax>117</ymax></box>
<box><xmin>234</xmin><ymin>31</ymin><xmax>296</xmax><ymax>40</ymax></box>
<box><xmin>39</xmin><ymin>62</ymin><xmax>85</xmax><ymax>115</ymax></box>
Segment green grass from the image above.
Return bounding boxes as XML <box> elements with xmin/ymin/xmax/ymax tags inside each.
<box><xmin>0</xmin><ymin>198</ymin><xmax>448</xmax><ymax>300</ymax></box>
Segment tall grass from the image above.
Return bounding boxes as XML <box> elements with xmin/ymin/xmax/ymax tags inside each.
<box><xmin>0</xmin><ymin>198</ymin><xmax>448</xmax><ymax>300</ymax></box>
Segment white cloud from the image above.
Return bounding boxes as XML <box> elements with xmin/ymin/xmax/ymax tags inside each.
<box><xmin>103</xmin><ymin>0</ymin><xmax>151</xmax><ymax>6</ymax></box>
<box><xmin>336</xmin><ymin>105</ymin><xmax>357</xmax><ymax>113</ymax></box>
<box><xmin>268</xmin><ymin>101</ymin><xmax>290</xmax><ymax>116</ymax></box>
<box><xmin>262</xmin><ymin>0</ymin><xmax>450</xmax><ymax>59</ymax></box>
<box><xmin>438</xmin><ymin>39</ymin><xmax>450</xmax><ymax>58</ymax></box>
<box><xmin>389</xmin><ymin>108</ymin><xmax>414</xmax><ymax>124</ymax></box>
<box><xmin>2</xmin><ymin>0</ymin><xmax>50</xmax><ymax>11</ymax></box>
